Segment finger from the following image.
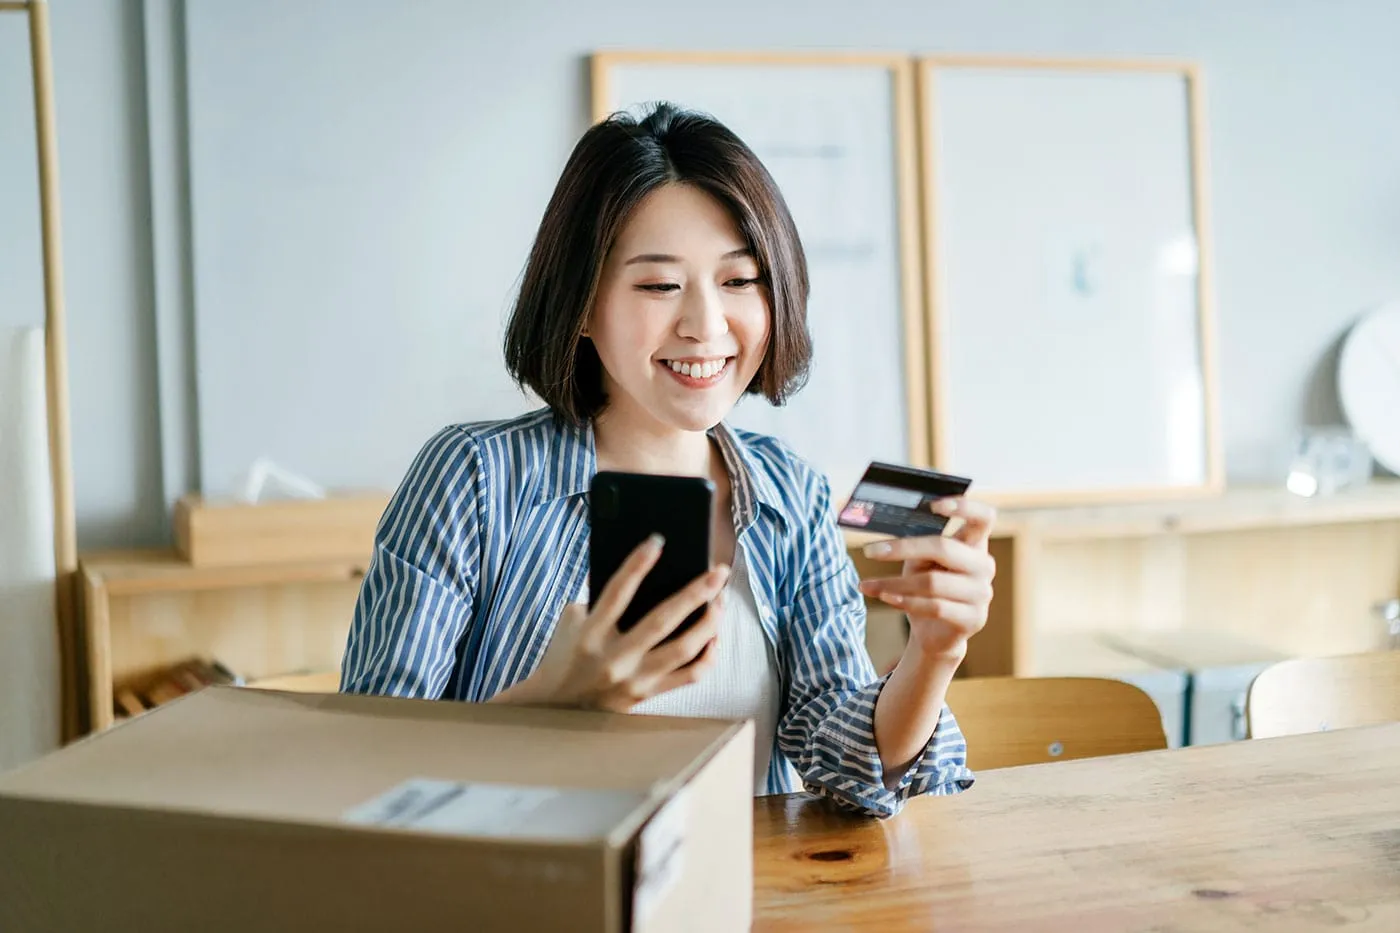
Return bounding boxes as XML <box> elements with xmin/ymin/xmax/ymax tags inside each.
<box><xmin>859</xmin><ymin>569</ymin><xmax>988</xmax><ymax>603</ymax></box>
<box><xmin>639</xmin><ymin>598</ymin><xmax>722</xmax><ymax>676</ymax></box>
<box><xmin>930</xmin><ymin>496</ymin><xmax>998</xmax><ymax>547</ymax></box>
<box><xmin>862</xmin><ymin>534</ymin><xmax>988</xmax><ymax>574</ymax></box>
<box><xmin>646</xmin><ymin>638</ymin><xmax>719</xmax><ymax>695</ymax></box>
<box><xmin>621</xmin><ymin>564</ymin><xmax>730</xmax><ymax>654</ymax></box>
<box><xmin>583</xmin><ymin>534</ymin><xmax>665</xmax><ymax>641</ymax></box>
<box><xmin>876</xmin><ymin>593</ymin><xmax>985</xmax><ymax>629</ymax></box>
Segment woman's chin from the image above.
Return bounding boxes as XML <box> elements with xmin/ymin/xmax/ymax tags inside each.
<box><xmin>652</xmin><ymin>395</ymin><xmax>740</xmax><ymax>434</ymax></box>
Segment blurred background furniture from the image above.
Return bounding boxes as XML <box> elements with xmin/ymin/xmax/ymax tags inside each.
<box><xmin>75</xmin><ymin>481</ymin><xmax>1400</xmax><ymax>735</ymax></box>
<box><xmin>1246</xmin><ymin>651</ymin><xmax>1400</xmax><ymax>739</ymax></box>
<box><xmin>80</xmin><ymin>551</ymin><xmax>362</xmax><ymax>731</ymax></box>
<box><xmin>849</xmin><ymin>482</ymin><xmax>1400</xmax><ymax>679</ymax></box>
<box><xmin>945</xmin><ymin>675</ymin><xmax>1167</xmax><ymax>770</ymax></box>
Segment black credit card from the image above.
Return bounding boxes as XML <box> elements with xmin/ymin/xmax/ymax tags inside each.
<box><xmin>837</xmin><ymin>462</ymin><xmax>972</xmax><ymax>538</ymax></box>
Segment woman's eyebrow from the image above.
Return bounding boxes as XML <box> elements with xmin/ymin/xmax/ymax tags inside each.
<box><xmin>623</xmin><ymin>248</ymin><xmax>753</xmax><ymax>266</ymax></box>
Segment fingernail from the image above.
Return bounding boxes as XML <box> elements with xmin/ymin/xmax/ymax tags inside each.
<box><xmin>883</xmin><ymin>593</ymin><xmax>905</xmax><ymax>606</ymax></box>
<box><xmin>930</xmin><ymin>498</ymin><xmax>958</xmax><ymax>514</ymax></box>
<box><xmin>863</xmin><ymin>541</ymin><xmax>892</xmax><ymax>558</ymax></box>
<box><xmin>646</xmin><ymin>533</ymin><xmax>665</xmax><ymax>553</ymax></box>
<box><xmin>712</xmin><ymin>564</ymin><xmax>731</xmax><ymax>584</ymax></box>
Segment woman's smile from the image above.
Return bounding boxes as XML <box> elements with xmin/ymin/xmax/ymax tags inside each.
<box><xmin>658</xmin><ymin>355</ymin><xmax>735</xmax><ymax>388</ymax></box>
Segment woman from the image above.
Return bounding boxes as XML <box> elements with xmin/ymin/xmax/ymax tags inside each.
<box><xmin>340</xmin><ymin>103</ymin><xmax>997</xmax><ymax>818</ymax></box>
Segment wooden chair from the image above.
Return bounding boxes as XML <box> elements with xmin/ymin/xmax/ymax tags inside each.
<box><xmin>946</xmin><ymin>676</ymin><xmax>1168</xmax><ymax>771</ymax></box>
<box><xmin>1246</xmin><ymin>651</ymin><xmax>1400</xmax><ymax>739</ymax></box>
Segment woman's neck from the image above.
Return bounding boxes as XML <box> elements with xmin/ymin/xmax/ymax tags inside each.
<box><xmin>593</xmin><ymin>408</ymin><xmax>714</xmax><ymax>478</ymax></box>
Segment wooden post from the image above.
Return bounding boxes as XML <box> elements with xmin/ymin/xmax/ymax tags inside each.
<box><xmin>24</xmin><ymin>0</ymin><xmax>82</xmax><ymax>740</ymax></box>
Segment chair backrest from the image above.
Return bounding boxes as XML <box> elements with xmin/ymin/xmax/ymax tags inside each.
<box><xmin>1246</xmin><ymin>651</ymin><xmax>1400</xmax><ymax>739</ymax></box>
<box><xmin>946</xmin><ymin>676</ymin><xmax>1167</xmax><ymax>771</ymax></box>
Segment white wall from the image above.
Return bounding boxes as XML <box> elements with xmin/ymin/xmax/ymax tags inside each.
<box><xmin>2</xmin><ymin>1</ymin><xmax>164</xmax><ymax>549</ymax></box>
<box><xmin>2</xmin><ymin>0</ymin><xmax>1398</xmax><ymax>547</ymax></box>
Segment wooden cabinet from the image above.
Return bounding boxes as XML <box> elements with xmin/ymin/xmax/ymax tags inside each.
<box><xmin>75</xmin><ymin>482</ymin><xmax>1400</xmax><ymax>733</ymax></box>
<box><xmin>75</xmin><ymin>549</ymin><xmax>915</xmax><ymax>733</ymax></box>
<box><xmin>849</xmin><ymin>481</ymin><xmax>1400</xmax><ymax>677</ymax></box>
<box><xmin>79</xmin><ymin>552</ymin><xmax>364</xmax><ymax>732</ymax></box>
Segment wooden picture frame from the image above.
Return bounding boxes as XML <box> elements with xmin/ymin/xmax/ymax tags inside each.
<box><xmin>592</xmin><ymin>51</ymin><xmax>929</xmax><ymax>496</ymax></box>
<box><xmin>918</xmin><ymin>56</ymin><xmax>1224</xmax><ymax>507</ymax></box>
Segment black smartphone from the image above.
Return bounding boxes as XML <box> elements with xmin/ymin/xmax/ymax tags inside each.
<box><xmin>589</xmin><ymin>471</ymin><xmax>714</xmax><ymax>637</ymax></box>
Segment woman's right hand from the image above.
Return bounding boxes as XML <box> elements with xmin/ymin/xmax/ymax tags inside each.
<box><xmin>496</xmin><ymin>534</ymin><xmax>726</xmax><ymax>712</ymax></box>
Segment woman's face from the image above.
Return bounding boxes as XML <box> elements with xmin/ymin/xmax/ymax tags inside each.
<box><xmin>588</xmin><ymin>183</ymin><xmax>771</xmax><ymax>435</ymax></box>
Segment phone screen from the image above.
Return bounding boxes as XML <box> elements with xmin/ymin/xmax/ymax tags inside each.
<box><xmin>589</xmin><ymin>471</ymin><xmax>714</xmax><ymax>637</ymax></box>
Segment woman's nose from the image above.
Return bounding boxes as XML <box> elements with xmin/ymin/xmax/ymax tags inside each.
<box><xmin>676</xmin><ymin>283</ymin><xmax>729</xmax><ymax>343</ymax></box>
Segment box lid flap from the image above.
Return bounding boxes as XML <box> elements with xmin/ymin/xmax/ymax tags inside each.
<box><xmin>0</xmin><ymin>687</ymin><xmax>743</xmax><ymax>843</ymax></box>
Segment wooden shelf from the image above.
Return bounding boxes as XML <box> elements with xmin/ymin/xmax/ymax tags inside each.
<box><xmin>841</xmin><ymin>480</ymin><xmax>1400</xmax><ymax>550</ymax></box>
<box><xmin>80</xmin><ymin>550</ymin><xmax>365</xmax><ymax>733</ymax></box>
<box><xmin>82</xmin><ymin>550</ymin><xmax>368</xmax><ymax>595</ymax></box>
<box><xmin>74</xmin><ymin>481</ymin><xmax>1400</xmax><ymax>734</ymax></box>
<box><xmin>843</xmin><ymin>481</ymin><xmax>1400</xmax><ymax>680</ymax></box>
<box><xmin>999</xmin><ymin>480</ymin><xmax>1400</xmax><ymax>540</ymax></box>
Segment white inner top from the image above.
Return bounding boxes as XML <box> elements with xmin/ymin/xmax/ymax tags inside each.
<box><xmin>630</xmin><ymin>550</ymin><xmax>781</xmax><ymax>792</ymax></box>
<box><xmin>581</xmin><ymin>549</ymin><xmax>781</xmax><ymax>792</ymax></box>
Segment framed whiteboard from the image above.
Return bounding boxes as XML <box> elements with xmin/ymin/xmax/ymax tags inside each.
<box><xmin>592</xmin><ymin>52</ymin><xmax>927</xmax><ymax>499</ymax></box>
<box><xmin>919</xmin><ymin>57</ymin><xmax>1224</xmax><ymax>507</ymax></box>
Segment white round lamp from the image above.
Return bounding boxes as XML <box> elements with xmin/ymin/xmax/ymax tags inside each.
<box><xmin>1338</xmin><ymin>301</ymin><xmax>1400</xmax><ymax>476</ymax></box>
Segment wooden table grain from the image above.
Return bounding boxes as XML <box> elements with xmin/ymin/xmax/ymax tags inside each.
<box><xmin>754</xmin><ymin>724</ymin><xmax>1400</xmax><ymax>931</ymax></box>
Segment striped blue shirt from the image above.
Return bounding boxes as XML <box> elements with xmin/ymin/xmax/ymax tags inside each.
<box><xmin>340</xmin><ymin>408</ymin><xmax>973</xmax><ymax>817</ymax></box>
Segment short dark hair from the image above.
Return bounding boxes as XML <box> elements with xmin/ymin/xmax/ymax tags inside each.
<box><xmin>503</xmin><ymin>102</ymin><xmax>811</xmax><ymax>425</ymax></box>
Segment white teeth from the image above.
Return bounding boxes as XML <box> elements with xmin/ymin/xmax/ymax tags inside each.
<box><xmin>666</xmin><ymin>359</ymin><xmax>725</xmax><ymax>379</ymax></box>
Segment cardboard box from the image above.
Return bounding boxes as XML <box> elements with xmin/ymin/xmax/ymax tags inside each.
<box><xmin>173</xmin><ymin>492</ymin><xmax>390</xmax><ymax>567</ymax></box>
<box><xmin>0</xmin><ymin>687</ymin><xmax>754</xmax><ymax>933</ymax></box>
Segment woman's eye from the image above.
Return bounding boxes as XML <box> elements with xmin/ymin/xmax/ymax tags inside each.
<box><xmin>724</xmin><ymin>277</ymin><xmax>761</xmax><ymax>288</ymax></box>
<box><xmin>637</xmin><ymin>283</ymin><xmax>680</xmax><ymax>293</ymax></box>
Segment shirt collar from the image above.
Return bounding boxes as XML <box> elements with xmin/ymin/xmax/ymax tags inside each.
<box><xmin>709</xmin><ymin>421</ymin><xmax>788</xmax><ymax>531</ymax></box>
<box><xmin>539</xmin><ymin>414</ymin><xmax>596</xmax><ymax>503</ymax></box>
<box><xmin>538</xmin><ymin>416</ymin><xmax>788</xmax><ymax>530</ymax></box>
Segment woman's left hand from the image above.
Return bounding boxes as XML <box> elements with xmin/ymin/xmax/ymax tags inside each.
<box><xmin>857</xmin><ymin>497</ymin><xmax>997</xmax><ymax>663</ymax></box>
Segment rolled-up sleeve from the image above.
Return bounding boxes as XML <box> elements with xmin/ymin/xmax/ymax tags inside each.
<box><xmin>340</xmin><ymin>426</ymin><xmax>484</xmax><ymax>699</ymax></box>
<box><xmin>777</xmin><ymin>474</ymin><xmax>975</xmax><ymax>818</ymax></box>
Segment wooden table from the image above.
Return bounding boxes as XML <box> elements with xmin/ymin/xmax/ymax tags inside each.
<box><xmin>755</xmin><ymin>724</ymin><xmax>1400</xmax><ymax>931</ymax></box>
